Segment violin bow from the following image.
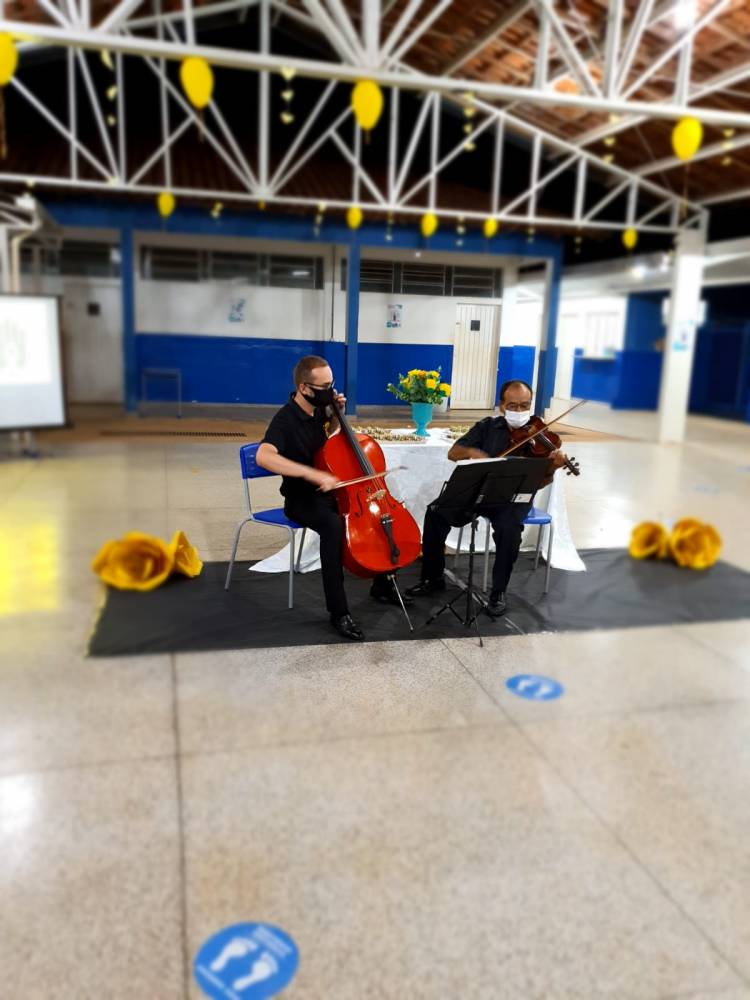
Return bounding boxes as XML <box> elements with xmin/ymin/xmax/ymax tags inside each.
<box><xmin>496</xmin><ymin>398</ymin><xmax>588</xmax><ymax>459</ymax></box>
<box><xmin>319</xmin><ymin>465</ymin><xmax>408</xmax><ymax>491</ymax></box>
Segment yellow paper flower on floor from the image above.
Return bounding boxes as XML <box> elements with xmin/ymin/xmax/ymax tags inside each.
<box><xmin>669</xmin><ymin>518</ymin><xmax>722</xmax><ymax>570</ymax></box>
<box><xmin>439</xmin><ymin>383</ymin><xmax>451</xmax><ymax>396</ymax></box>
<box><xmin>628</xmin><ymin>521</ymin><xmax>669</xmax><ymax>560</ymax></box>
<box><xmin>169</xmin><ymin>530</ymin><xmax>203</xmax><ymax>578</ymax></box>
<box><xmin>425</xmin><ymin>378</ymin><xmax>437</xmax><ymax>389</ymax></box>
<box><xmin>92</xmin><ymin>532</ymin><xmax>175</xmax><ymax>591</ymax></box>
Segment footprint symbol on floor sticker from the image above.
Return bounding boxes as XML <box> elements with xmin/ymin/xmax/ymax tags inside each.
<box><xmin>233</xmin><ymin>952</ymin><xmax>279</xmax><ymax>991</ymax></box>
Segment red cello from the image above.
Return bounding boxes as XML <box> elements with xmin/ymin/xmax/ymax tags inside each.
<box><xmin>315</xmin><ymin>405</ymin><xmax>422</xmax><ymax>578</ymax></box>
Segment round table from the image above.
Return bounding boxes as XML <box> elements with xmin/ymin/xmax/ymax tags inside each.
<box><xmin>250</xmin><ymin>428</ymin><xmax>584</xmax><ymax>574</ymax></box>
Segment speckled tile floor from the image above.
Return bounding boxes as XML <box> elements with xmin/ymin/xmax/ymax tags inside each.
<box><xmin>1</xmin><ymin>413</ymin><xmax>750</xmax><ymax>1000</ymax></box>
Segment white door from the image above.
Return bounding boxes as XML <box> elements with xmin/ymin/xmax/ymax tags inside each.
<box><xmin>451</xmin><ymin>302</ymin><xmax>500</xmax><ymax>408</ymax></box>
<box><xmin>62</xmin><ymin>281</ymin><xmax>123</xmax><ymax>402</ymax></box>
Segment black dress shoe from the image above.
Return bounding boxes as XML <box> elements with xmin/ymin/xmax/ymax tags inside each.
<box><xmin>405</xmin><ymin>577</ymin><xmax>447</xmax><ymax>597</ymax></box>
<box><xmin>485</xmin><ymin>592</ymin><xmax>507</xmax><ymax>618</ymax></box>
<box><xmin>330</xmin><ymin>614</ymin><xmax>365</xmax><ymax>640</ymax></box>
<box><xmin>370</xmin><ymin>580</ymin><xmax>414</xmax><ymax>607</ymax></box>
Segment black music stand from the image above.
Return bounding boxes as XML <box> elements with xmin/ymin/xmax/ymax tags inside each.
<box><xmin>424</xmin><ymin>457</ymin><xmax>550</xmax><ymax>645</ymax></box>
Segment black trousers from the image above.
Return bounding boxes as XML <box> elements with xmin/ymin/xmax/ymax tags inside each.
<box><xmin>284</xmin><ymin>492</ymin><xmax>349</xmax><ymax>619</ymax></box>
<box><xmin>284</xmin><ymin>493</ymin><xmax>391</xmax><ymax>619</ymax></box>
<box><xmin>420</xmin><ymin>502</ymin><xmax>531</xmax><ymax>596</ymax></box>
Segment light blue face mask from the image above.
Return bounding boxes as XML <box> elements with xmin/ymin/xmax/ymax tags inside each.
<box><xmin>504</xmin><ymin>409</ymin><xmax>531</xmax><ymax>429</ymax></box>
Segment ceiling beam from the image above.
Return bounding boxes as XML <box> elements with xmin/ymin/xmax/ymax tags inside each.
<box><xmin>4</xmin><ymin>17</ymin><xmax>750</xmax><ymax>130</ymax></box>
<box><xmin>700</xmin><ymin>185</ymin><xmax>750</xmax><ymax>206</ymax></box>
<box><xmin>637</xmin><ymin>132</ymin><xmax>750</xmax><ymax>177</ymax></box>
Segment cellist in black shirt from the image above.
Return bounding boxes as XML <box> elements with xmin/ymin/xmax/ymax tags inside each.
<box><xmin>257</xmin><ymin>355</ymin><xmax>411</xmax><ymax>641</ymax></box>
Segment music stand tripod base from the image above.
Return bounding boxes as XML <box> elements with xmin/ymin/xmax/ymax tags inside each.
<box><xmin>425</xmin><ymin>516</ymin><xmax>486</xmax><ymax>645</ymax></box>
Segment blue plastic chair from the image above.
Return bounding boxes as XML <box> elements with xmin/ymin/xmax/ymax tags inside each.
<box><xmin>224</xmin><ymin>443</ymin><xmax>307</xmax><ymax>608</ymax></box>
<box><xmin>454</xmin><ymin>506</ymin><xmax>554</xmax><ymax>594</ymax></box>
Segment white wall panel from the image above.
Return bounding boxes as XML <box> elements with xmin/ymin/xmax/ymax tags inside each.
<box><xmin>135</xmin><ymin>280</ymin><xmax>328</xmax><ymax>340</ymax></box>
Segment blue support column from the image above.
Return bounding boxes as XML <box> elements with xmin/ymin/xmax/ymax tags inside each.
<box><xmin>345</xmin><ymin>237</ymin><xmax>360</xmax><ymax>416</ymax></box>
<box><xmin>120</xmin><ymin>226</ymin><xmax>137</xmax><ymax>412</ymax></box>
<box><xmin>534</xmin><ymin>255</ymin><xmax>561</xmax><ymax>415</ymax></box>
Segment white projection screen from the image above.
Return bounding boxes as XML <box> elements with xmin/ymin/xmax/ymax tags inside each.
<box><xmin>0</xmin><ymin>294</ymin><xmax>66</xmax><ymax>430</ymax></box>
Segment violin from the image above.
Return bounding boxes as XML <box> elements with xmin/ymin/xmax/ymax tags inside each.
<box><xmin>496</xmin><ymin>398</ymin><xmax>586</xmax><ymax>476</ymax></box>
<box><xmin>314</xmin><ymin>405</ymin><xmax>422</xmax><ymax>577</ymax></box>
<box><xmin>508</xmin><ymin>416</ymin><xmax>581</xmax><ymax>477</ymax></box>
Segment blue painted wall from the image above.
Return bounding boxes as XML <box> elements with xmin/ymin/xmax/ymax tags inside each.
<box><xmin>689</xmin><ymin>323</ymin><xmax>750</xmax><ymax>420</ymax></box>
<box><xmin>611</xmin><ymin>351</ymin><xmax>662</xmax><ymax>409</ymax></box>
<box><xmin>624</xmin><ymin>292</ymin><xmax>666</xmax><ymax>351</ymax></box>
<box><xmin>571</xmin><ymin>353</ymin><xmax>619</xmax><ymax>402</ymax></box>
<box><xmin>136</xmin><ymin>335</ymin><xmax>345</xmax><ymax>404</ymax></box>
<box><xmin>571</xmin><ymin>349</ymin><xmax>663</xmax><ymax>410</ymax></box>
<box><xmin>135</xmin><ymin>336</ymin><xmax>539</xmax><ymax>407</ymax></box>
<box><xmin>496</xmin><ymin>346</ymin><xmax>536</xmax><ymax>404</ymax></box>
<box><xmin>358</xmin><ymin>344</ymin><xmax>454</xmax><ymax>406</ymax></box>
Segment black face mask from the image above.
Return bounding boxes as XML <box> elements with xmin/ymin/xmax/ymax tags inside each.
<box><xmin>302</xmin><ymin>384</ymin><xmax>336</xmax><ymax>408</ymax></box>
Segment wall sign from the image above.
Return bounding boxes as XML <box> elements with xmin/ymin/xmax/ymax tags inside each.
<box><xmin>229</xmin><ymin>298</ymin><xmax>247</xmax><ymax>323</ymax></box>
<box><xmin>194</xmin><ymin>922</ymin><xmax>299</xmax><ymax>1000</ymax></box>
<box><xmin>386</xmin><ymin>303</ymin><xmax>402</xmax><ymax>329</ymax></box>
<box><xmin>506</xmin><ymin>674</ymin><xmax>564</xmax><ymax>701</ymax></box>
<box><xmin>672</xmin><ymin>320</ymin><xmax>696</xmax><ymax>353</ymax></box>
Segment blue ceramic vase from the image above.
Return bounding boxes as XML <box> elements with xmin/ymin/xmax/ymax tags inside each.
<box><xmin>411</xmin><ymin>402</ymin><xmax>434</xmax><ymax>438</ymax></box>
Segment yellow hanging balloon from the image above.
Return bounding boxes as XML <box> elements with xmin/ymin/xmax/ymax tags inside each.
<box><xmin>622</xmin><ymin>227</ymin><xmax>638</xmax><ymax>250</ymax></box>
<box><xmin>671</xmin><ymin>116</ymin><xmax>703</xmax><ymax>162</ymax></box>
<box><xmin>0</xmin><ymin>33</ymin><xmax>18</xmax><ymax>86</ymax></box>
<box><xmin>483</xmin><ymin>217</ymin><xmax>499</xmax><ymax>239</ymax></box>
<box><xmin>157</xmin><ymin>191</ymin><xmax>176</xmax><ymax>219</ymax></box>
<box><xmin>179</xmin><ymin>57</ymin><xmax>214</xmax><ymax>110</ymax></box>
<box><xmin>351</xmin><ymin>80</ymin><xmax>384</xmax><ymax>132</ymax></box>
<box><xmin>421</xmin><ymin>212</ymin><xmax>438</xmax><ymax>238</ymax></box>
<box><xmin>346</xmin><ymin>205</ymin><xmax>363</xmax><ymax>230</ymax></box>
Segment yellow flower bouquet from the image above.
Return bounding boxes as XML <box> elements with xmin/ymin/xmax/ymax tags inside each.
<box><xmin>386</xmin><ymin>368</ymin><xmax>451</xmax><ymax>404</ymax></box>
<box><xmin>91</xmin><ymin>530</ymin><xmax>203</xmax><ymax>591</ymax></box>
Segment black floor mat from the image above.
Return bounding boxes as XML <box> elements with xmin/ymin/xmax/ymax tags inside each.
<box><xmin>87</xmin><ymin>549</ymin><xmax>750</xmax><ymax>657</ymax></box>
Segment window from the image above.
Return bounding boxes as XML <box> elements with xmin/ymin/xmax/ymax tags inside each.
<box><xmin>401</xmin><ymin>262</ymin><xmax>447</xmax><ymax>296</ymax></box>
<box><xmin>451</xmin><ymin>266</ymin><xmax>500</xmax><ymax>298</ymax></box>
<box><xmin>268</xmin><ymin>254</ymin><xmax>323</xmax><ymax>290</ymax></box>
<box><xmin>360</xmin><ymin>259</ymin><xmax>396</xmax><ymax>293</ymax></box>
<box><xmin>142</xmin><ymin>246</ymin><xmax>202</xmax><ymax>282</ymax></box>
<box><xmin>209</xmin><ymin>251</ymin><xmax>260</xmax><ymax>283</ymax></box>
<box><xmin>140</xmin><ymin>247</ymin><xmax>323</xmax><ymax>288</ymax></box>
<box><xmin>60</xmin><ymin>240</ymin><xmax>120</xmax><ymax>278</ymax></box>
<box><xmin>20</xmin><ymin>241</ymin><xmax>119</xmax><ymax>277</ymax></box>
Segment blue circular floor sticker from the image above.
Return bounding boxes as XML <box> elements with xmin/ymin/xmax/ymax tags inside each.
<box><xmin>506</xmin><ymin>674</ymin><xmax>564</xmax><ymax>701</ymax></box>
<box><xmin>194</xmin><ymin>923</ymin><xmax>299</xmax><ymax>1000</ymax></box>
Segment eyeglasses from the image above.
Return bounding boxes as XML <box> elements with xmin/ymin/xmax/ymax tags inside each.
<box><xmin>304</xmin><ymin>381</ymin><xmax>334</xmax><ymax>390</ymax></box>
<box><xmin>504</xmin><ymin>401</ymin><xmax>532</xmax><ymax>412</ymax></box>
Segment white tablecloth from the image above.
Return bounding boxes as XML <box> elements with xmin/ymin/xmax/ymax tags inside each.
<box><xmin>250</xmin><ymin>428</ymin><xmax>585</xmax><ymax>574</ymax></box>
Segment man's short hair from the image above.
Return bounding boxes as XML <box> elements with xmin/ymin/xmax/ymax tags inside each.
<box><xmin>499</xmin><ymin>379</ymin><xmax>533</xmax><ymax>401</ymax></box>
<box><xmin>293</xmin><ymin>355</ymin><xmax>329</xmax><ymax>388</ymax></box>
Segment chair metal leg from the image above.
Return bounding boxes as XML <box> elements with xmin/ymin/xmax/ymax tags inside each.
<box><xmin>482</xmin><ymin>518</ymin><xmax>491</xmax><ymax>592</ymax></box>
<box><xmin>287</xmin><ymin>527</ymin><xmax>295</xmax><ymax>609</ymax></box>
<box><xmin>454</xmin><ymin>525</ymin><xmax>464</xmax><ymax>568</ymax></box>
<box><xmin>544</xmin><ymin>521</ymin><xmax>554</xmax><ymax>594</ymax></box>
<box><xmin>534</xmin><ymin>524</ymin><xmax>543</xmax><ymax>570</ymax></box>
<box><xmin>295</xmin><ymin>527</ymin><xmax>307</xmax><ymax>573</ymax></box>
<box><xmin>225</xmin><ymin>516</ymin><xmax>253</xmax><ymax>590</ymax></box>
